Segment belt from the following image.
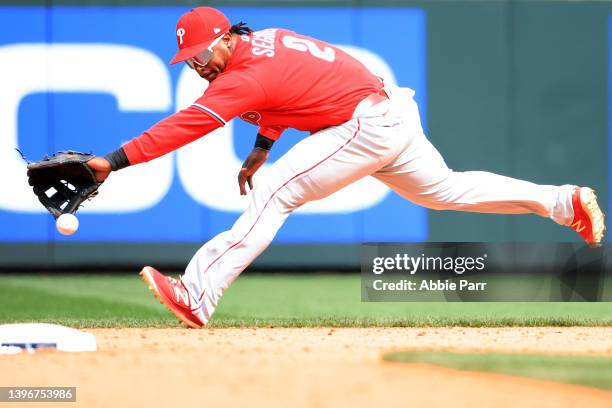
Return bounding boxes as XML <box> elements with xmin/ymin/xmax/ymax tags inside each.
<box><xmin>352</xmin><ymin>88</ymin><xmax>390</xmax><ymax>119</ymax></box>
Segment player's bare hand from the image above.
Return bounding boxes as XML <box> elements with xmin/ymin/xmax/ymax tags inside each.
<box><xmin>87</xmin><ymin>156</ymin><xmax>112</xmax><ymax>182</ymax></box>
<box><xmin>238</xmin><ymin>147</ymin><xmax>269</xmax><ymax>195</ymax></box>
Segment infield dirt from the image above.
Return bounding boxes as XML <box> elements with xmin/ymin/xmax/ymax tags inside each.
<box><xmin>2</xmin><ymin>327</ymin><xmax>612</xmax><ymax>407</ymax></box>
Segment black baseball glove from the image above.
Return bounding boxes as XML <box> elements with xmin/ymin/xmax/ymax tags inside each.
<box><xmin>26</xmin><ymin>151</ymin><xmax>102</xmax><ymax>218</ymax></box>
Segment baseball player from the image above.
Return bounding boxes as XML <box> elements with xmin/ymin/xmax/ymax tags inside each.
<box><xmin>86</xmin><ymin>7</ymin><xmax>605</xmax><ymax>328</ymax></box>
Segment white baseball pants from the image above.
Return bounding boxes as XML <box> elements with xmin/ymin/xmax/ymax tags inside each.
<box><xmin>182</xmin><ymin>85</ymin><xmax>575</xmax><ymax>323</ymax></box>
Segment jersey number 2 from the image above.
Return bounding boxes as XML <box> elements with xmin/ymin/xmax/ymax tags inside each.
<box><xmin>281</xmin><ymin>35</ymin><xmax>335</xmax><ymax>62</ymax></box>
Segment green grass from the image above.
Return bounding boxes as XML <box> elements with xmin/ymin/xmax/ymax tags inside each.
<box><xmin>384</xmin><ymin>351</ymin><xmax>612</xmax><ymax>391</ymax></box>
<box><xmin>1</xmin><ymin>273</ymin><xmax>612</xmax><ymax>328</ymax></box>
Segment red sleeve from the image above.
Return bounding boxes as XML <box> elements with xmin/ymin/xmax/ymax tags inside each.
<box><xmin>122</xmin><ymin>106</ymin><xmax>222</xmax><ymax>165</ymax></box>
<box><xmin>122</xmin><ymin>71</ymin><xmax>266</xmax><ymax>165</ymax></box>
<box><xmin>258</xmin><ymin>126</ymin><xmax>287</xmax><ymax>141</ymax></box>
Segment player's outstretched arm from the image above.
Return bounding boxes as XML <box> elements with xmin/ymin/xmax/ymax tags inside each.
<box><xmin>85</xmin><ymin>103</ymin><xmax>229</xmax><ymax>183</ymax></box>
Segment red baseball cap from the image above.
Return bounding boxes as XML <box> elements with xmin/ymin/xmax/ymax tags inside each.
<box><xmin>170</xmin><ymin>7</ymin><xmax>231</xmax><ymax>65</ymax></box>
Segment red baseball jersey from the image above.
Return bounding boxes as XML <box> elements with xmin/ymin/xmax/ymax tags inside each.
<box><xmin>123</xmin><ymin>28</ymin><xmax>383</xmax><ymax>165</ymax></box>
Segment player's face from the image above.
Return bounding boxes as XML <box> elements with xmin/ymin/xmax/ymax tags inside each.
<box><xmin>191</xmin><ymin>33</ymin><xmax>232</xmax><ymax>82</ymax></box>
<box><xmin>185</xmin><ymin>35</ymin><xmax>223</xmax><ymax>70</ymax></box>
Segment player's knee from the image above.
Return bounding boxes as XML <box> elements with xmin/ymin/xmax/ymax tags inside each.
<box><xmin>249</xmin><ymin>182</ymin><xmax>304</xmax><ymax>214</ymax></box>
<box><xmin>412</xmin><ymin>177</ymin><xmax>459</xmax><ymax>209</ymax></box>
<box><xmin>275</xmin><ymin>192</ymin><xmax>305</xmax><ymax>212</ymax></box>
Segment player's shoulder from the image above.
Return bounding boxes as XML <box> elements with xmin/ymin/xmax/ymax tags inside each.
<box><xmin>252</xmin><ymin>27</ymin><xmax>293</xmax><ymax>35</ymax></box>
<box><xmin>251</xmin><ymin>27</ymin><xmax>314</xmax><ymax>42</ymax></box>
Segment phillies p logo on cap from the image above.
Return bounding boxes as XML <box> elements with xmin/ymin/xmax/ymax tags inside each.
<box><xmin>169</xmin><ymin>7</ymin><xmax>231</xmax><ymax>65</ymax></box>
<box><xmin>176</xmin><ymin>28</ymin><xmax>186</xmax><ymax>45</ymax></box>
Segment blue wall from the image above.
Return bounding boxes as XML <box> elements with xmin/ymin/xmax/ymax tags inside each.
<box><xmin>0</xmin><ymin>6</ymin><xmax>427</xmax><ymax>244</ymax></box>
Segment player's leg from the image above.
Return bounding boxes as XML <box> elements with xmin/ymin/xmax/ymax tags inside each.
<box><xmin>372</xmin><ymin>91</ymin><xmax>604</xmax><ymax>244</ymax></box>
<box><xmin>181</xmin><ymin>115</ymin><xmax>406</xmax><ymax>323</ymax></box>
<box><xmin>374</xmin><ymin>130</ymin><xmax>576</xmax><ymax>223</ymax></box>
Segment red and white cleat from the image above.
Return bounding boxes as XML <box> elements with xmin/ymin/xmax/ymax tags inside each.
<box><xmin>570</xmin><ymin>187</ymin><xmax>606</xmax><ymax>247</ymax></box>
<box><xmin>139</xmin><ymin>266</ymin><xmax>204</xmax><ymax>328</ymax></box>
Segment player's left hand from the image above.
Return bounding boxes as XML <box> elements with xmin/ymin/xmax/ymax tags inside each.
<box><xmin>86</xmin><ymin>156</ymin><xmax>112</xmax><ymax>182</ymax></box>
<box><xmin>238</xmin><ymin>147</ymin><xmax>269</xmax><ymax>195</ymax></box>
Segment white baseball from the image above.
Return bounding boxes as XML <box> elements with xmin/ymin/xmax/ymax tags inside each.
<box><xmin>56</xmin><ymin>213</ymin><xmax>79</xmax><ymax>235</ymax></box>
